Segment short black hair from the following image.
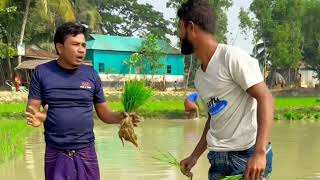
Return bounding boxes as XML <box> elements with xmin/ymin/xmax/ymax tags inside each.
<box><xmin>177</xmin><ymin>0</ymin><xmax>216</xmax><ymax>34</ymax></box>
<box><xmin>53</xmin><ymin>22</ymin><xmax>86</xmax><ymax>55</ymax></box>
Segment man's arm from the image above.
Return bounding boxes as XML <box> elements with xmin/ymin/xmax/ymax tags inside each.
<box><xmin>94</xmin><ymin>102</ymin><xmax>124</xmax><ymax>124</ymax></box>
<box><xmin>190</xmin><ymin>114</ymin><xmax>210</xmax><ymax>157</ymax></box>
<box><xmin>248</xmin><ymin>82</ymin><xmax>274</xmax><ymax>155</ymax></box>
<box><xmin>245</xmin><ymin>82</ymin><xmax>274</xmax><ymax>180</ymax></box>
<box><xmin>180</xmin><ymin>114</ymin><xmax>210</xmax><ymax>176</ymax></box>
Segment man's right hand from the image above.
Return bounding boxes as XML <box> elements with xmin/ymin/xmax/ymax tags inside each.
<box><xmin>25</xmin><ymin>105</ymin><xmax>48</xmax><ymax>127</ymax></box>
<box><xmin>180</xmin><ymin>155</ymin><xmax>198</xmax><ymax>177</ymax></box>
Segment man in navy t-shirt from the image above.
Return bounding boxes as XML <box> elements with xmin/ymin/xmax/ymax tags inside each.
<box><xmin>25</xmin><ymin>22</ymin><xmax>139</xmax><ymax>180</ymax></box>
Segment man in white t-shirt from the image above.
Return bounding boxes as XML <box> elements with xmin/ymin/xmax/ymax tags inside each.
<box><xmin>178</xmin><ymin>1</ymin><xmax>274</xmax><ymax>180</ymax></box>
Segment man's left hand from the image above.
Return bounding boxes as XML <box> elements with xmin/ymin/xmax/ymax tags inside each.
<box><xmin>121</xmin><ymin>112</ymin><xmax>141</xmax><ymax>127</ymax></box>
<box><xmin>244</xmin><ymin>152</ymin><xmax>266</xmax><ymax>180</ymax></box>
<box><xmin>129</xmin><ymin>112</ymin><xmax>141</xmax><ymax>127</ymax></box>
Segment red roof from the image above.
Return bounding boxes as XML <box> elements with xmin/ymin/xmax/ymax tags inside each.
<box><xmin>25</xmin><ymin>46</ymin><xmax>58</xmax><ymax>59</ymax></box>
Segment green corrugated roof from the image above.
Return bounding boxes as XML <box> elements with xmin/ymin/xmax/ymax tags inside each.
<box><xmin>86</xmin><ymin>34</ymin><xmax>181</xmax><ymax>55</ymax></box>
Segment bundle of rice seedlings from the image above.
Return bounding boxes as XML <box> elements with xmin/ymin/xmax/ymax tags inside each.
<box><xmin>122</xmin><ymin>80</ymin><xmax>153</xmax><ymax>112</ymax></box>
<box><xmin>119</xmin><ymin>80</ymin><xmax>153</xmax><ymax>147</ymax></box>
<box><xmin>222</xmin><ymin>175</ymin><xmax>243</xmax><ymax>180</ymax></box>
<box><xmin>151</xmin><ymin>151</ymin><xmax>193</xmax><ymax>180</ymax></box>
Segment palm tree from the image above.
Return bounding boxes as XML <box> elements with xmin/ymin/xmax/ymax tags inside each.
<box><xmin>73</xmin><ymin>0</ymin><xmax>102</xmax><ymax>33</ymax></box>
<box><xmin>0</xmin><ymin>0</ymin><xmax>10</xmax><ymax>11</ymax></box>
<box><xmin>17</xmin><ymin>0</ymin><xmax>31</xmax><ymax>65</ymax></box>
<box><xmin>17</xmin><ymin>0</ymin><xmax>76</xmax><ymax>65</ymax></box>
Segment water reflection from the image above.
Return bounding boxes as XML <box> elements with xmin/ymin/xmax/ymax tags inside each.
<box><xmin>0</xmin><ymin>120</ymin><xmax>320</xmax><ymax>180</ymax></box>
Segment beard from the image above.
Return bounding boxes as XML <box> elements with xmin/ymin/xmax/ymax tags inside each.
<box><xmin>180</xmin><ymin>38</ymin><xmax>194</xmax><ymax>55</ymax></box>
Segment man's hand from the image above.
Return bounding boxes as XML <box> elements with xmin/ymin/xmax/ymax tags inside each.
<box><xmin>25</xmin><ymin>105</ymin><xmax>48</xmax><ymax>127</ymax></box>
<box><xmin>180</xmin><ymin>155</ymin><xmax>197</xmax><ymax>177</ymax></box>
<box><xmin>244</xmin><ymin>152</ymin><xmax>266</xmax><ymax>180</ymax></box>
<box><xmin>122</xmin><ymin>112</ymin><xmax>142</xmax><ymax>127</ymax></box>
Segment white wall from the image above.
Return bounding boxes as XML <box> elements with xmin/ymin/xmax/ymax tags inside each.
<box><xmin>99</xmin><ymin>74</ymin><xmax>184</xmax><ymax>82</ymax></box>
<box><xmin>299</xmin><ymin>69</ymin><xmax>319</xmax><ymax>88</ymax></box>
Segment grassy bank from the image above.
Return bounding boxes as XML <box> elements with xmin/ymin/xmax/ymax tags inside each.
<box><xmin>0</xmin><ymin>119</ymin><xmax>32</xmax><ymax>164</ymax></box>
<box><xmin>0</xmin><ymin>96</ymin><xmax>319</xmax><ymax>120</ymax></box>
<box><xmin>275</xmin><ymin>97</ymin><xmax>320</xmax><ymax>109</ymax></box>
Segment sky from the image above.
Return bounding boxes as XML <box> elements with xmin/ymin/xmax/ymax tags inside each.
<box><xmin>137</xmin><ymin>0</ymin><xmax>254</xmax><ymax>54</ymax></box>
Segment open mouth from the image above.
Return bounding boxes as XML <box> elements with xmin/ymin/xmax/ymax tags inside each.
<box><xmin>76</xmin><ymin>56</ymin><xmax>84</xmax><ymax>61</ymax></box>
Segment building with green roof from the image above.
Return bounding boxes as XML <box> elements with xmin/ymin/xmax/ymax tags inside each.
<box><xmin>85</xmin><ymin>34</ymin><xmax>185</xmax><ymax>85</ymax></box>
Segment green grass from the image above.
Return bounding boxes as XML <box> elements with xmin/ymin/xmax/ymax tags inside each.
<box><xmin>275</xmin><ymin>97</ymin><xmax>320</xmax><ymax>109</ymax></box>
<box><xmin>0</xmin><ymin>120</ymin><xmax>32</xmax><ymax>164</ymax></box>
<box><xmin>1</xmin><ymin>96</ymin><xmax>319</xmax><ymax>120</ymax></box>
<box><xmin>0</xmin><ymin>103</ymin><xmax>26</xmax><ymax>113</ymax></box>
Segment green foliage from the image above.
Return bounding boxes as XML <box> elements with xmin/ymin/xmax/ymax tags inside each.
<box><xmin>302</xmin><ymin>0</ymin><xmax>320</xmax><ymax>81</ymax></box>
<box><xmin>0</xmin><ymin>120</ymin><xmax>32</xmax><ymax>164</ymax></box>
<box><xmin>239</xmin><ymin>0</ymin><xmax>304</xmax><ymax>69</ymax></box>
<box><xmin>0</xmin><ymin>42</ymin><xmax>16</xmax><ymax>59</ymax></box>
<box><xmin>43</xmin><ymin>0</ymin><xmax>75</xmax><ymax>22</ymax></box>
<box><xmin>124</xmin><ymin>53</ymin><xmax>141</xmax><ymax>75</ymax></box>
<box><xmin>74</xmin><ymin>0</ymin><xmax>102</xmax><ymax>32</ymax></box>
<box><xmin>0</xmin><ymin>0</ymin><xmax>10</xmax><ymax>11</ymax></box>
<box><xmin>167</xmin><ymin>0</ymin><xmax>232</xmax><ymax>43</ymax></box>
<box><xmin>274</xmin><ymin>113</ymin><xmax>281</xmax><ymax>121</ymax></box>
<box><xmin>209</xmin><ymin>0</ymin><xmax>233</xmax><ymax>43</ymax></box>
<box><xmin>284</xmin><ymin>112</ymin><xmax>304</xmax><ymax>121</ymax></box>
<box><xmin>122</xmin><ymin>80</ymin><xmax>153</xmax><ymax>112</ymax></box>
<box><xmin>99</xmin><ymin>0</ymin><xmax>172</xmax><ymax>40</ymax></box>
<box><xmin>137</xmin><ymin>34</ymin><xmax>165</xmax><ymax>76</ymax></box>
<box><xmin>314</xmin><ymin>112</ymin><xmax>320</xmax><ymax>120</ymax></box>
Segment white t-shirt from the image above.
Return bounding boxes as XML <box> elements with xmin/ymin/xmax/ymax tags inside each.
<box><xmin>194</xmin><ymin>44</ymin><xmax>263</xmax><ymax>152</ymax></box>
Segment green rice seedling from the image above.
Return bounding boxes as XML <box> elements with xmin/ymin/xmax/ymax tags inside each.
<box><xmin>151</xmin><ymin>151</ymin><xmax>193</xmax><ymax>179</ymax></box>
<box><xmin>222</xmin><ymin>175</ymin><xmax>243</xmax><ymax>180</ymax></box>
<box><xmin>122</xmin><ymin>80</ymin><xmax>153</xmax><ymax>113</ymax></box>
<box><xmin>119</xmin><ymin>80</ymin><xmax>153</xmax><ymax>147</ymax></box>
<box><xmin>0</xmin><ymin>120</ymin><xmax>32</xmax><ymax>163</ymax></box>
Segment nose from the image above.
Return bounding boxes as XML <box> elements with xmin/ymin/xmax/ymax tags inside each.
<box><xmin>78</xmin><ymin>46</ymin><xmax>85</xmax><ymax>53</ymax></box>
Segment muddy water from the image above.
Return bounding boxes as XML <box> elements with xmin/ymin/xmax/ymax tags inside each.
<box><xmin>1</xmin><ymin>119</ymin><xmax>320</xmax><ymax>180</ymax></box>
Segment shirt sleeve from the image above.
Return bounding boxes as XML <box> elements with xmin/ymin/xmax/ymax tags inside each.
<box><xmin>93</xmin><ymin>71</ymin><xmax>106</xmax><ymax>104</ymax></box>
<box><xmin>28</xmin><ymin>66</ymin><xmax>42</xmax><ymax>100</ymax></box>
<box><xmin>227</xmin><ymin>48</ymin><xmax>264</xmax><ymax>91</ymax></box>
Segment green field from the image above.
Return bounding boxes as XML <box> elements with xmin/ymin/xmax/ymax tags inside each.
<box><xmin>0</xmin><ymin>96</ymin><xmax>319</xmax><ymax>120</ymax></box>
<box><xmin>0</xmin><ymin>120</ymin><xmax>32</xmax><ymax>164</ymax></box>
<box><xmin>275</xmin><ymin>97</ymin><xmax>320</xmax><ymax>109</ymax></box>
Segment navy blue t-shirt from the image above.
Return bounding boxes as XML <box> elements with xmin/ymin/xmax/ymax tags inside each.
<box><xmin>28</xmin><ymin>60</ymin><xmax>105</xmax><ymax>150</ymax></box>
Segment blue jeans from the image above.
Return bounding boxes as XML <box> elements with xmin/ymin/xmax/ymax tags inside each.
<box><xmin>208</xmin><ymin>143</ymin><xmax>273</xmax><ymax>180</ymax></box>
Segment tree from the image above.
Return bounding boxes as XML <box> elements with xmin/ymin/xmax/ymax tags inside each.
<box><xmin>73</xmin><ymin>0</ymin><xmax>102</xmax><ymax>33</ymax></box>
<box><xmin>239</xmin><ymin>0</ymin><xmax>304</xmax><ymax>86</ymax></box>
<box><xmin>16</xmin><ymin>0</ymin><xmax>76</xmax><ymax>64</ymax></box>
<box><xmin>0</xmin><ymin>5</ymin><xmax>19</xmax><ymax>78</ymax></box>
<box><xmin>17</xmin><ymin>0</ymin><xmax>31</xmax><ymax>65</ymax></box>
<box><xmin>167</xmin><ymin>0</ymin><xmax>232</xmax><ymax>43</ymax></box>
<box><xmin>137</xmin><ymin>34</ymin><xmax>165</xmax><ymax>82</ymax></box>
<box><xmin>167</xmin><ymin>0</ymin><xmax>232</xmax><ymax>88</ymax></box>
<box><xmin>98</xmin><ymin>0</ymin><xmax>173</xmax><ymax>41</ymax></box>
<box><xmin>0</xmin><ymin>0</ymin><xmax>10</xmax><ymax>11</ymax></box>
<box><xmin>302</xmin><ymin>0</ymin><xmax>320</xmax><ymax>81</ymax></box>
<box><xmin>124</xmin><ymin>53</ymin><xmax>141</xmax><ymax>79</ymax></box>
